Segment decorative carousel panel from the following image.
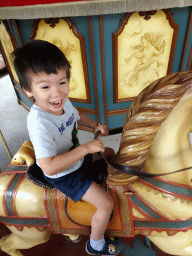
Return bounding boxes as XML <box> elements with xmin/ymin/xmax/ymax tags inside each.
<box><xmin>0</xmin><ymin>21</ymin><xmax>19</xmax><ymax>83</ymax></box>
<box><xmin>31</xmin><ymin>18</ymin><xmax>91</xmax><ymax>103</ymax></box>
<box><xmin>113</xmin><ymin>10</ymin><xmax>179</xmax><ymax>102</ymax></box>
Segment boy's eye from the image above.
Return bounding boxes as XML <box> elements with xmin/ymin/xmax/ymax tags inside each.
<box><xmin>60</xmin><ymin>81</ymin><xmax>66</xmax><ymax>85</ymax></box>
<box><xmin>41</xmin><ymin>86</ymin><xmax>49</xmax><ymax>89</ymax></box>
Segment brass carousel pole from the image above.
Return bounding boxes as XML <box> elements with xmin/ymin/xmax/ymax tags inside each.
<box><xmin>0</xmin><ymin>129</ymin><xmax>12</xmax><ymax>160</ymax></box>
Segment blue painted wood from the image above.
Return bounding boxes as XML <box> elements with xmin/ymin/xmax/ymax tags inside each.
<box><xmin>171</xmin><ymin>7</ymin><xmax>191</xmax><ymax>73</ymax></box>
<box><xmin>15</xmin><ymin>19</ymin><xmax>34</xmax><ymax>45</ymax></box>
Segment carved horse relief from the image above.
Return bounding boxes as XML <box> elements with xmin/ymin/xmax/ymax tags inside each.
<box><xmin>0</xmin><ymin>71</ymin><xmax>192</xmax><ymax>256</ymax></box>
<box><xmin>113</xmin><ymin>10</ymin><xmax>179</xmax><ymax>102</ymax></box>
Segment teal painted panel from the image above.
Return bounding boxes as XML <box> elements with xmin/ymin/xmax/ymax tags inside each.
<box><xmin>10</xmin><ymin>20</ymin><xmax>20</xmax><ymax>47</ymax></box>
<box><xmin>182</xmin><ymin>10</ymin><xmax>192</xmax><ymax>71</ymax></box>
<box><xmin>15</xmin><ymin>20</ymin><xmax>34</xmax><ymax>45</ymax></box>
<box><xmin>107</xmin><ymin>113</ymin><xmax>127</xmax><ymax>129</ymax></box>
<box><xmin>171</xmin><ymin>7</ymin><xmax>191</xmax><ymax>72</ymax></box>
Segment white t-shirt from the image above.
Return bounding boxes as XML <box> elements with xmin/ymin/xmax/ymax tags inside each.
<box><xmin>27</xmin><ymin>98</ymin><xmax>83</xmax><ymax>178</ymax></box>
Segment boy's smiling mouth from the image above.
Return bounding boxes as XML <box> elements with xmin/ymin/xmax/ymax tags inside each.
<box><xmin>50</xmin><ymin>100</ymin><xmax>62</xmax><ymax>106</ymax></box>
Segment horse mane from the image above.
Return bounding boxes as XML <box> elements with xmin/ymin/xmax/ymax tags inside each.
<box><xmin>118</xmin><ymin>71</ymin><xmax>192</xmax><ymax>170</ymax></box>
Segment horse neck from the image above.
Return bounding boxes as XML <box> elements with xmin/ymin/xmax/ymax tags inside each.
<box><xmin>145</xmin><ymin>89</ymin><xmax>192</xmax><ymax>185</ymax></box>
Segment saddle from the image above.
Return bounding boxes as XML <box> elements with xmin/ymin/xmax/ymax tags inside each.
<box><xmin>26</xmin><ymin>160</ymin><xmax>108</xmax><ymax>189</ymax></box>
<box><xmin>26</xmin><ymin>162</ymin><xmax>55</xmax><ymax>189</ymax></box>
<box><xmin>26</xmin><ymin>160</ymin><xmax>108</xmax><ymax>229</ymax></box>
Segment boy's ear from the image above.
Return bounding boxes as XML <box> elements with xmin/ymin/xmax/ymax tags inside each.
<box><xmin>24</xmin><ymin>89</ymin><xmax>33</xmax><ymax>98</ymax></box>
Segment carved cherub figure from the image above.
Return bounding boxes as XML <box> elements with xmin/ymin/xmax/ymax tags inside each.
<box><xmin>125</xmin><ymin>33</ymin><xmax>166</xmax><ymax>85</ymax></box>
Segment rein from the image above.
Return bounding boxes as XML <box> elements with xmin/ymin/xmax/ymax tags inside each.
<box><xmin>101</xmin><ymin>153</ymin><xmax>192</xmax><ymax>178</ymax></box>
<box><xmin>95</xmin><ymin>132</ymin><xmax>192</xmax><ymax>178</ymax></box>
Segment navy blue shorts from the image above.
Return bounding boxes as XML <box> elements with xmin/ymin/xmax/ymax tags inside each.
<box><xmin>43</xmin><ymin>154</ymin><xmax>93</xmax><ymax>203</ymax></box>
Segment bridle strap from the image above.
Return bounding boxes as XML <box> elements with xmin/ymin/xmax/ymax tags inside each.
<box><xmin>100</xmin><ymin>152</ymin><xmax>192</xmax><ymax>177</ymax></box>
<box><xmin>95</xmin><ymin>132</ymin><xmax>192</xmax><ymax>177</ymax></box>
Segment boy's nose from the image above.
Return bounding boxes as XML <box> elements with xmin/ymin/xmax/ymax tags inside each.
<box><xmin>52</xmin><ymin>86</ymin><xmax>61</xmax><ymax>95</ymax></box>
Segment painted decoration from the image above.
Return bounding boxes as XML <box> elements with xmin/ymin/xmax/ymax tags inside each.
<box><xmin>113</xmin><ymin>10</ymin><xmax>179</xmax><ymax>102</ymax></box>
<box><xmin>33</xmin><ymin>18</ymin><xmax>90</xmax><ymax>103</ymax></box>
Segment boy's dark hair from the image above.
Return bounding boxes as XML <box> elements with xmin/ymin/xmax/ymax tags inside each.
<box><xmin>12</xmin><ymin>40</ymin><xmax>71</xmax><ymax>91</ymax></box>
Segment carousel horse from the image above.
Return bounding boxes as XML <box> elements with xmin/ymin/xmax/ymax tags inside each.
<box><xmin>1</xmin><ymin>70</ymin><xmax>192</xmax><ymax>256</ymax></box>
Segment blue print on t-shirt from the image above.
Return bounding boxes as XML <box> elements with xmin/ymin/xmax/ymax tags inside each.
<box><xmin>58</xmin><ymin>123</ymin><xmax>65</xmax><ymax>134</ymax></box>
<box><xmin>58</xmin><ymin>114</ymin><xmax>75</xmax><ymax>135</ymax></box>
<box><xmin>66</xmin><ymin>113</ymin><xmax>75</xmax><ymax>127</ymax></box>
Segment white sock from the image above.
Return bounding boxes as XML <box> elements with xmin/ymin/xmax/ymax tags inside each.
<box><xmin>90</xmin><ymin>237</ymin><xmax>105</xmax><ymax>251</ymax></box>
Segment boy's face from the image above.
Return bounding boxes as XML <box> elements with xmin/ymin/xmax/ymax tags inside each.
<box><xmin>25</xmin><ymin>69</ymin><xmax>69</xmax><ymax>116</ymax></box>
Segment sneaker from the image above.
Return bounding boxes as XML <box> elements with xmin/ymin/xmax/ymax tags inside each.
<box><xmin>86</xmin><ymin>237</ymin><xmax>122</xmax><ymax>255</ymax></box>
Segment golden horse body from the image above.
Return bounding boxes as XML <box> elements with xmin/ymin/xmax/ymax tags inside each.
<box><xmin>1</xmin><ymin>71</ymin><xmax>192</xmax><ymax>256</ymax></box>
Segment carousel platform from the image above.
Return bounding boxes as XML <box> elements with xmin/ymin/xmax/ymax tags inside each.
<box><xmin>0</xmin><ymin>221</ymin><xmax>169</xmax><ymax>256</ymax></box>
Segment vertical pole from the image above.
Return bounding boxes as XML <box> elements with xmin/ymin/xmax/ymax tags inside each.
<box><xmin>0</xmin><ymin>129</ymin><xmax>12</xmax><ymax>160</ymax></box>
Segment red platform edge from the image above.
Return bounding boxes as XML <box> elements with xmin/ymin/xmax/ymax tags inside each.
<box><xmin>0</xmin><ymin>0</ymin><xmax>91</xmax><ymax>8</ymax></box>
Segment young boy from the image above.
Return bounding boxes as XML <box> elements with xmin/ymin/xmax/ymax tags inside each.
<box><xmin>12</xmin><ymin>40</ymin><xmax>122</xmax><ymax>255</ymax></box>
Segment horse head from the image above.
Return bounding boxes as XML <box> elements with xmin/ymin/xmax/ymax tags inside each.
<box><xmin>11</xmin><ymin>140</ymin><xmax>35</xmax><ymax>166</ymax></box>
<box><xmin>107</xmin><ymin>71</ymin><xmax>192</xmax><ymax>186</ymax></box>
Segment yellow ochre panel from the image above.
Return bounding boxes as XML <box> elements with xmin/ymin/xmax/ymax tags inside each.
<box><xmin>118</xmin><ymin>10</ymin><xmax>173</xmax><ymax>99</ymax></box>
<box><xmin>34</xmin><ymin>19</ymin><xmax>87</xmax><ymax>100</ymax></box>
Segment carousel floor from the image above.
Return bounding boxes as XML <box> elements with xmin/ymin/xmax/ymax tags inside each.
<box><xmin>0</xmin><ymin>72</ymin><xmax>174</xmax><ymax>255</ymax></box>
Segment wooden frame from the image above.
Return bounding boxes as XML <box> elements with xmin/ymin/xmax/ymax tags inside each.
<box><xmin>187</xmin><ymin>45</ymin><xmax>192</xmax><ymax>70</ymax></box>
<box><xmin>113</xmin><ymin>9</ymin><xmax>179</xmax><ymax>103</ymax></box>
<box><xmin>99</xmin><ymin>15</ymin><xmax>108</xmax><ymax>126</ymax></box>
<box><xmin>30</xmin><ymin>18</ymin><xmax>91</xmax><ymax>104</ymax></box>
<box><xmin>88</xmin><ymin>16</ymin><xmax>100</xmax><ymax>124</ymax></box>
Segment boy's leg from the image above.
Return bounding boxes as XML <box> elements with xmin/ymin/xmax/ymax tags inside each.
<box><xmin>81</xmin><ymin>181</ymin><xmax>113</xmax><ymax>240</ymax></box>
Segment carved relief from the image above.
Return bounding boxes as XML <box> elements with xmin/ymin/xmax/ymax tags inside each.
<box><xmin>31</xmin><ymin>18</ymin><xmax>91</xmax><ymax>103</ymax></box>
<box><xmin>48</xmin><ymin>37</ymin><xmax>77</xmax><ymax>91</ymax></box>
<box><xmin>124</xmin><ymin>32</ymin><xmax>166</xmax><ymax>87</ymax></box>
<box><xmin>0</xmin><ymin>22</ymin><xmax>19</xmax><ymax>82</ymax></box>
<box><xmin>113</xmin><ymin>10</ymin><xmax>179</xmax><ymax>102</ymax></box>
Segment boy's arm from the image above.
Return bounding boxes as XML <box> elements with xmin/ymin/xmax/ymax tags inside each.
<box><xmin>38</xmin><ymin>138</ymin><xmax>105</xmax><ymax>176</ymax></box>
<box><xmin>78</xmin><ymin>112</ymin><xmax>109</xmax><ymax>136</ymax></box>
